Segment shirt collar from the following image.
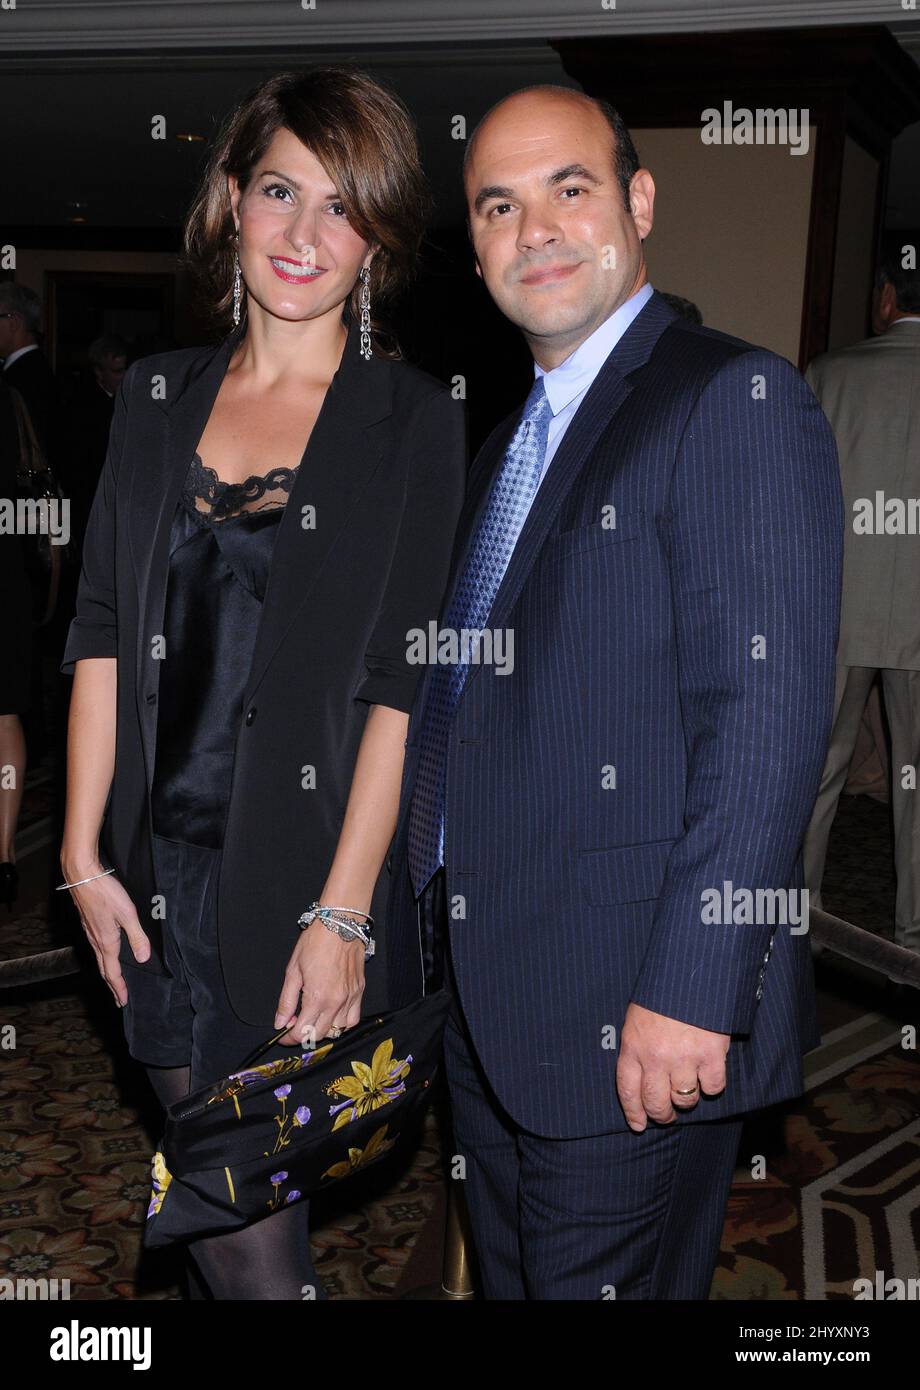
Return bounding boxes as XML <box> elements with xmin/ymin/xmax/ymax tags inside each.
<box><xmin>534</xmin><ymin>282</ymin><xmax>655</xmax><ymax>415</ymax></box>
<box><xmin>2</xmin><ymin>343</ymin><xmax>40</xmax><ymax>371</ymax></box>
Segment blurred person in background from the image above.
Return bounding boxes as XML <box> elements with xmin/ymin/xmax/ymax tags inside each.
<box><xmin>0</xmin><ymin>283</ymin><xmax>60</xmax><ymax>462</ymax></box>
<box><xmin>804</xmin><ymin>246</ymin><xmax>920</xmax><ymax>954</ymax></box>
<box><xmin>0</xmin><ymin>381</ymin><xmax>34</xmax><ymax>910</ymax></box>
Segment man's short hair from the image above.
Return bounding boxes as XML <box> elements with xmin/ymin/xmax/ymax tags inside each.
<box><xmin>462</xmin><ymin>85</ymin><xmax>641</xmax><ymax>217</ymax></box>
<box><xmin>88</xmin><ymin>334</ymin><xmax>129</xmax><ymax>369</ymax></box>
<box><xmin>0</xmin><ymin>283</ymin><xmax>42</xmax><ymax>335</ymax></box>
<box><xmin>875</xmin><ymin>239</ymin><xmax>920</xmax><ymax>315</ymax></box>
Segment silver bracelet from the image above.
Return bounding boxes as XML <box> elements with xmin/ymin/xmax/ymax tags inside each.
<box><xmin>303</xmin><ymin>902</ymin><xmax>374</xmax><ymax>927</ymax></box>
<box><xmin>297</xmin><ymin>903</ymin><xmax>376</xmax><ymax>959</ymax></box>
<box><xmin>56</xmin><ymin>867</ymin><xmax>116</xmax><ymax>891</ymax></box>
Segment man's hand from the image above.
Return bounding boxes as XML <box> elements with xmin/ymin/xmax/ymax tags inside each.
<box><xmin>616</xmin><ymin>1002</ymin><xmax>730</xmax><ymax>1131</ymax></box>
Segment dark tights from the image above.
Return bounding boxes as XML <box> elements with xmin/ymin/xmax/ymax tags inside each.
<box><xmin>144</xmin><ymin>1063</ymin><xmax>328</xmax><ymax>1301</ymax></box>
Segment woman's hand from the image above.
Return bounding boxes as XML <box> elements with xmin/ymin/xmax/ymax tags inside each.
<box><xmin>65</xmin><ymin>861</ymin><xmax>151</xmax><ymax>1007</ymax></box>
<box><xmin>274</xmin><ymin>920</ymin><xmax>366</xmax><ymax>1047</ymax></box>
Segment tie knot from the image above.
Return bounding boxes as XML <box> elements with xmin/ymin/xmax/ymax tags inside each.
<box><xmin>523</xmin><ymin>375</ymin><xmax>552</xmax><ymax>425</ymax></box>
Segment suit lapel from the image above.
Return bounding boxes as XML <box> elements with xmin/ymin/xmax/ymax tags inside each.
<box><xmin>245</xmin><ymin>319</ymin><xmax>391</xmax><ymax>699</ymax></box>
<box><xmin>129</xmin><ymin>314</ymin><xmax>391</xmax><ymax>778</ymax></box>
<box><xmin>416</xmin><ymin>291</ymin><xmax>677</xmax><ymax>724</ymax></box>
<box><xmin>128</xmin><ymin>324</ymin><xmax>243</xmax><ymax>745</ymax></box>
<box><xmin>406</xmin><ymin>417</ymin><xmax>513</xmax><ymax>738</ymax></box>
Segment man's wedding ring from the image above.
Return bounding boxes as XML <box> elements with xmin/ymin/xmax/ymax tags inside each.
<box><xmin>674</xmin><ymin>1085</ymin><xmax>699</xmax><ymax>1095</ymax></box>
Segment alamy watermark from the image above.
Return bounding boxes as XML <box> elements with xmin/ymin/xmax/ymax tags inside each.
<box><xmin>0</xmin><ymin>496</ymin><xmax>70</xmax><ymax>545</ymax></box>
<box><xmin>701</xmin><ymin>102</ymin><xmax>810</xmax><ymax>156</ymax></box>
<box><xmin>406</xmin><ymin>622</ymin><xmax>514</xmax><ymax>675</ymax></box>
<box><xmin>700</xmin><ymin>881</ymin><xmax>809</xmax><ymax>931</ymax></box>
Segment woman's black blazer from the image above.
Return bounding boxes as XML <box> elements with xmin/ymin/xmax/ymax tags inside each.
<box><xmin>61</xmin><ymin>312</ymin><xmax>467</xmax><ymax>1025</ymax></box>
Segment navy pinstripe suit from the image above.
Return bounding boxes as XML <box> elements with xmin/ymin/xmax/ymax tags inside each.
<box><xmin>384</xmin><ymin>291</ymin><xmax>844</xmax><ymax>1297</ymax></box>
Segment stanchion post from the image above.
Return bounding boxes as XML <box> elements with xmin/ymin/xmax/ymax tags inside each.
<box><xmin>441</xmin><ymin>1177</ymin><xmax>475</xmax><ymax>1299</ymax></box>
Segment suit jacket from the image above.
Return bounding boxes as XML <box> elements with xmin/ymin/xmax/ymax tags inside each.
<box><xmin>385</xmin><ymin>290</ymin><xmax>844</xmax><ymax>1138</ymax></box>
<box><xmin>2</xmin><ymin>348</ymin><xmax>60</xmax><ymax>461</ymax></box>
<box><xmin>806</xmin><ymin>318</ymin><xmax>920</xmax><ymax>671</ymax></box>
<box><xmin>61</xmin><ymin>312</ymin><xmax>467</xmax><ymax>1025</ymax></box>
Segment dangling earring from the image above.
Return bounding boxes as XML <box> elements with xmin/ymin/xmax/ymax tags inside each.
<box><xmin>358</xmin><ymin>265</ymin><xmax>371</xmax><ymax>361</ymax></box>
<box><xmin>232</xmin><ymin>250</ymin><xmax>243</xmax><ymax>327</ymax></box>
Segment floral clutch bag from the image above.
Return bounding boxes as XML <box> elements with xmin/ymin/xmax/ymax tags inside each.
<box><xmin>142</xmin><ymin>988</ymin><xmax>450</xmax><ymax>1248</ymax></box>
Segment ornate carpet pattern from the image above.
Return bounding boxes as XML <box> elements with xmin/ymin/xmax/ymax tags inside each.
<box><xmin>0</xmin><ymin>952</ymin><xmax>446</xmax><ymax>1300</ymax></box>
<box><xmin>713</xmin><ymin>1012</ymin><xmax>920</xmax><ymax>1299</ymax></box>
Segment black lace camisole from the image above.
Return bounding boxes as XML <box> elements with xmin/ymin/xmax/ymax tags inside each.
<box><xmin>149</xmin><ymin>452</ymin><xmax>299</xmax><ymax>848</ymax></box>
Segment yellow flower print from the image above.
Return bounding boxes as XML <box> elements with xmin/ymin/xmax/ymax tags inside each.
<box><xmin>146</xmin><ymin>1150</ymin><xmax>172</xmax><ymax>1219</ymax></box>
<box><xmin>322</xmin><ymin>1125</ymin><xmax>396</xmax><ymax>1181</ymax></box>
<box><xmin>325</xmin><ymin>1038</ymin><xmax>411</xmax><ymax>1132</ymax></box>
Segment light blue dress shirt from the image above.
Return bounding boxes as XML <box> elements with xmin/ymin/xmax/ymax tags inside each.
<box><xmin>532</xmin><ymin>281</ymin><xmax>654</xmax><ymax>490</ymax></box>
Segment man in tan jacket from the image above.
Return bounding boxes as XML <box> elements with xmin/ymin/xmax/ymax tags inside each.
<box><xmin>803</xmin><ymin>247</ymin><xmax>920</xmax><ymax>952</ymax></box>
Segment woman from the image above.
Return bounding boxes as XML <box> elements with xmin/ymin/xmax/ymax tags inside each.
<box><xmin>59</xmin><ymin>66</ymin><xmax>466</xmax><ymax>1300</ymax></box>
<box><xmin>0</xmin><ymin>382</ymin><xmax>33</xmax><ymax>909</ymax></box>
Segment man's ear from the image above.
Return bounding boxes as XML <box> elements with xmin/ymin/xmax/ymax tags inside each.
<box><xmin>628</xmin><ymin>170</ymin><xmax>655</xmax><ymax>243</ymax></box>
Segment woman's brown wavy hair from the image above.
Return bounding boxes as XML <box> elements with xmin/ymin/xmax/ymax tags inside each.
<box><xmin>183</xmin><ymin>66</ymin><xmax>432</xmax><ymax>357</ymax></box>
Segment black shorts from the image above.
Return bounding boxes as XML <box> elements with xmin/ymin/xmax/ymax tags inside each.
<box><xmin>120</xmin><ymin>834</ymin><xmax>301</xmax><ymax>1090</ymax></box>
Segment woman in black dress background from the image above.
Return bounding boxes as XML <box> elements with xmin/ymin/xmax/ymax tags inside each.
<box><xmin>59</xmin><ymin>68</ymin><xmax>466</xmax><ymax>1299</ymax></box>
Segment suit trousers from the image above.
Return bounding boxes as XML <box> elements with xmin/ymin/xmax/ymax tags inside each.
<box><xmin>421</xmin><ymin>868</ymin><xmax>743</xmax><ymax>1300</ymax></box>
<box><xmin>803</xmin><ymin>663</ymin><xmax>920</xmax><ymax>950</ymax></box>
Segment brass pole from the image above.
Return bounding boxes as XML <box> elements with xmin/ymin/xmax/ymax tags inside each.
<box><xmin>441</xmin><ymin>1179</ymin><xmax>475</xmax><ymax>1299</ymax></box>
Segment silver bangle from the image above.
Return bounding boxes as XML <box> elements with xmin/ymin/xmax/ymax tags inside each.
<box><xmin>56</xmin><ymin>867</ymin><xmax>116</xmax><ymax>891</ymax></box>
<box><xmin>297</xmin><ymin>903</ymin><xmax>376</xmax><ymax>960</ymax></box>
<box><xmin>303</xmin><ymin>902</ymin><xmax>374</xmax><ymax>927</ymax></box>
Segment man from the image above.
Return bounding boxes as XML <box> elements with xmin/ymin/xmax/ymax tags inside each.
<box><xmin>384</xmin><ymin>85</ymin><xmax>843</xmax><ymax>1299</ymax></box>
<box><xmin>803</xmin><ymin>250</ymin><xmax>920</xmax><ymax>954</ymax></box>
<box><xmin>0</xmin><ymin>283</ymin><xmax>59</xmax><ymax>460</ymax></box>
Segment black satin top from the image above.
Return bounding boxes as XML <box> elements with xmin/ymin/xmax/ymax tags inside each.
<box><xmin>150</xmin><ymin>453</ymin><xmax>299</xmax><ymax>848</ymax></box>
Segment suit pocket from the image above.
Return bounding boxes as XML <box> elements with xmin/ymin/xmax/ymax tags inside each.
<box><xmin>578</xmin><ymin>837</ymin><xmax>677</xmax><ymax>907</ymax></box>
<box><xmin>541</xmin><ymin>511</ymin><xmax>645</xmax><ymax>560</ymax></box>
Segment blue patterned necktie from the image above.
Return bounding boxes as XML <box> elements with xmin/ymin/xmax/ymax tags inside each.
<box><xmin>407</xmin><ymin>376</ymin><xmax>554</xmax><ymax>898</ymax></box>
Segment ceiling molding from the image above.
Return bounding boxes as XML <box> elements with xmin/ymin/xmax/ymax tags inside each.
<box><xmin>0</xmin><ymin>43</ymin><xmax>561</xmax><ymax>75</ymax></box>
<box><xmin>2</xmin><ymin>0</ymin><xmax>918</xmax><ymax>54</ymax></box>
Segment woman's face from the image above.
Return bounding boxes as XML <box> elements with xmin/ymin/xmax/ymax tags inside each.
<box><xmin>228</xmin><ymin>127</ymin><xmax>373</xmax><ymax>326</ymax></box>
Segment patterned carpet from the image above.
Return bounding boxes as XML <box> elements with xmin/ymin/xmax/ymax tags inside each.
<box><xmin>715</xmin><ymin>1012</ymin><xmax>920</xmax><ymax>1299</ymax></box>
<box><xmin>1</xmin><ymin>768</ymin><xmax>918</xmax><ymax>1299</ymax></box>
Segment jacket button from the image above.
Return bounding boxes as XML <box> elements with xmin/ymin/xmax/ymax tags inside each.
<box><xmin>245</xmin><ymin>706</ymin><xmax>257</xmax><ymax>725</ymax></box>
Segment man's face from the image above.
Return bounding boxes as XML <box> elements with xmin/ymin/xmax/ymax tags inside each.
<box><xmin>95</xmin><ymin>354</ymin><xmax>127</xmax><ymax>395</ymax></box>
<box><xmin>464</xmin><ymin>93</ymin><xmax>654</xmax><ymax>364</ymax></box>
<box><xmin>0</xmin><ymin>309</ymin><xmax>20</xmax><ymax>359</ymax></box>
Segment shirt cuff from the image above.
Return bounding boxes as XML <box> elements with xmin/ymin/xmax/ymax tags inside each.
<box><xmin>60</xmin><ymin>623</ymin><xmax>117</xmax><ymax>675</ymax></box>
<box><xmin>352</xmin><ymin>664</ymin><xmax>421</xmax><ymax>714</ymax></box>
